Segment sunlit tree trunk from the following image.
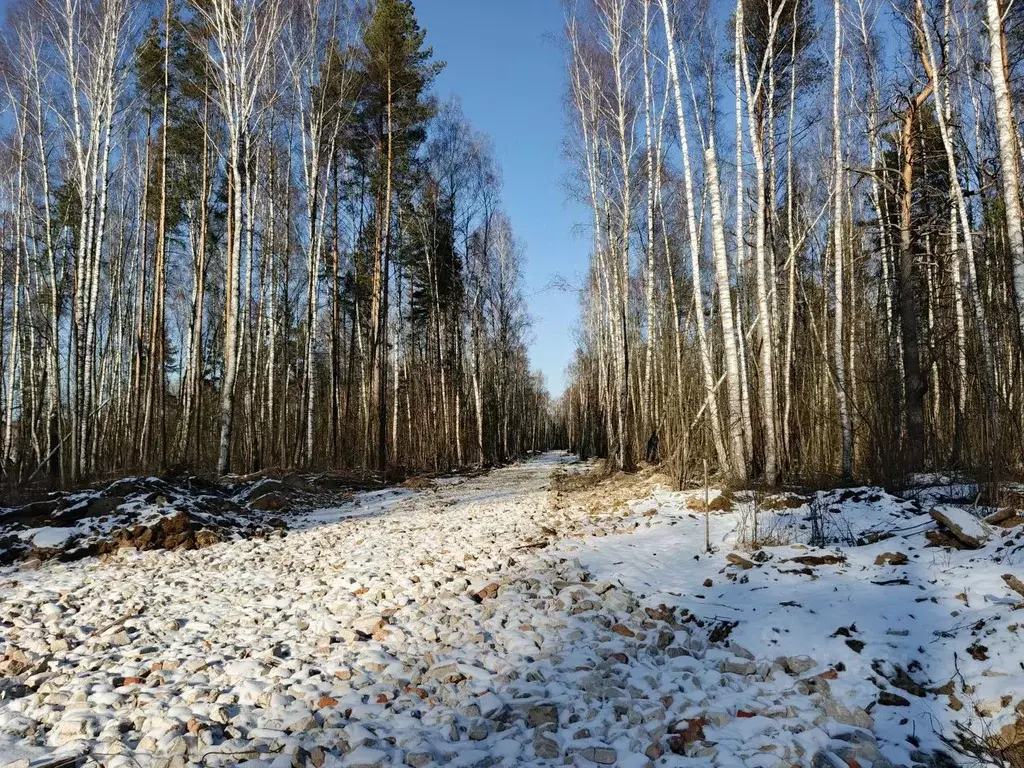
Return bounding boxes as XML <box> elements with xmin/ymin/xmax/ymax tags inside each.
<box><xmin>739</xmin><ymin>0</ymin><xmax>787</xmax><ymax>481</ymax></box>
<box><xmin>832</xmin><ymin>0</ymin><xmax>852</xmax><ymax>479</ymax></box>
<box><xmin>985</xmin><ymin>0</ymin><xmax>1024</xmax><ymax>346</ymax></box>
<box><xmin>195</xmin><ymin>0</ymin><xmax>282</xmax><ymax>475</ymax></box>
<box><xmin>660</xmin><ymin>0</ymin><xmax>728</xmax><ymax>473</ymax></box>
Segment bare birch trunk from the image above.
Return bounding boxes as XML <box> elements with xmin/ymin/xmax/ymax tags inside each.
<box><xmin>916</xmin><ymin>0</ymin><xmax>997</xmax><ymax>456</ymax></box>
<box><xmin>832</xmin><ymin>0</ymin><xmax>853</xmax><ymax>479</ymax></box>
<box><xmin>985</xmin><ymin>0</ymin><xmax>1024</xmax><ymax>345</ymax></box>
<box><xmin>738</xmin><ymin>0</ymin><xmax>787</xmax><ymax>481</ymax></box>
<box><xmin>706</xmin><ymin>142</ymin><xmax>747</xmax><ymax>482</ymax></box>
<box><xmin>660</xmin><ymin>0</ymin><xmax>729</xmax><ymax>473</ymax></box>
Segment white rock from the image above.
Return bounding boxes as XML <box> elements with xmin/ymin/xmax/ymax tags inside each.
<box><xmin>344</xmin><ymin>745</ymin><xmax>388</xmax><ymax>768</ymax></box>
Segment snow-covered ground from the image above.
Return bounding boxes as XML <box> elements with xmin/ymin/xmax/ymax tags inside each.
<box><xmin>0</xmin><ymin>453</ymin><xmax>1020</xmax><ymax>767</ymax></box>
<box><xmin>561</xmin><ymin>482</ymin><xmax>1024</xmax><ymax>767</ymax></box>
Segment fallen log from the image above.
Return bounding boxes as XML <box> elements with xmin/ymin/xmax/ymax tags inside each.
<box><xmin>726</xmin><ymin>553</ymin><xmax>755</xmax><ymax>570</ymax></box>
<box><xmin>1002</xmin><ymin>573</ymin><xmax>1024</xmax><ymax>600</ymax></box>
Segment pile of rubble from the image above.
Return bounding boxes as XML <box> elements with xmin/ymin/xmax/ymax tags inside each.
<box><xmin>0</xmin><ymin>471</ymin><xmax>374</xmax><ymax>566</ymax></box>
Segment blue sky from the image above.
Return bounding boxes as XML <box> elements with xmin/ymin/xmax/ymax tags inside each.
<box><xmin>417</xmin><ymin>1</ymin><xmax>585</xmax><ymax>397</ymax></box>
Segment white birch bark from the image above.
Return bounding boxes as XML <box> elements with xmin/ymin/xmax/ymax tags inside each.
<box><xmin>193</xmin><ymin>0</ymin><xmax>282</xmax><ymax>474</ymax></box>
<box><xmin>832</xmin><ymin>0</ymin><xmax>853</xmax><ymax>479</ymax></box>
<box><xmin>916</xmin><ymin>0</ymin><xmax>997</xmax><ymax>441</ymax></box>
<box><xmin>985</xmin><ymin>0</ymin><xmax>1024</xmax><ymax>345</ymax></box>
<box><xmin>641</xmin><ymin>0</ymin><xmax>657</xmax><ymax>440</ymax></box>
<box><xmin>660</xmin><ymin>0</ymin><xmax>729</xmax><ymax>473</ymax></box>
<box><xmin>738</xmin><ymin>0</ymin><xmax>788</xmax><ymax>481</ymax></box>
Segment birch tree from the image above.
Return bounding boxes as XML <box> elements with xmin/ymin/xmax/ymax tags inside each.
<box><xmin>191</xmin><ymin>0</ymin><xmax>282</xmax><ymax>475</ymax></box>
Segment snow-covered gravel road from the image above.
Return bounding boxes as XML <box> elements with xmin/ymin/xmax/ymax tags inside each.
<box><xmin>1</xmin><ymin>453</ymin><xmax>915</xmax><ymax>768</ymax></box>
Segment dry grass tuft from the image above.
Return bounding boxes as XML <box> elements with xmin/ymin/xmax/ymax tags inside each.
<box><xmin>688</xmin><ymin>490</ymin><xmax>736</xmax><ymax>512</ymax></box>
<box><xmin>759</xmin><ymin>493</ymin><xmax>809</xmax><ymax>511</ymax></box>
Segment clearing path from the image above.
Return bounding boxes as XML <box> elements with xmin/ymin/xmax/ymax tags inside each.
<box><xmin>0</xmin><ymin>453</ymin><xmax>958</xmax><ymax>768</ymax></box>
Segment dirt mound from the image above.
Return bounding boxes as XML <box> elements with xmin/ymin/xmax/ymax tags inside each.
<box><xmin>0</xmin><ymin>474</ymin><xmax>312</xmax><ymax>565</ymax></box>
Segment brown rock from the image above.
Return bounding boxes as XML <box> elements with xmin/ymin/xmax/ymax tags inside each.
<box><xmin>727</xmin><ymin>553</ymin><xmax>755</xmax><ymax>570</ymax></box>
<box><xmin>669</xmin><ymin>717</ymin><xmax>707</xmax><ymax>754</ymax></box>
<box><xmin>352</xmin><ymin>616</ymin><xmax>387</xmax><ymax>639</ymax></box>
<box><xmin>534</xmin><ymin>731</ymin><xmax>560</xmax><ymax>759</ymax></box>
<box><xmin>250</xmin><ymin>491</ymin><xmax>288</xmax><ymax>511</ymax></box>
<box><xmin>878</xmin><ymin>691</ymin><xmax>910</xmax><ymax>707</ymax></box>
<box><xmin>473</xmin><ymin>583</ymin><xmax>500</xmax><ymax>602</ymax></box>
<box><xmin>164</xmin><ymin>532</ymin><xmax>188</xmax><ymax>549</ymax></box>
<box><xmin>610</xmin><ymin>624</ymin><xmax>635</xmax><ymax>638</ymax></box>
<box><xmin>134</xmin><ymin>527</ymin><xmax>154</xmax><ymax>547</ymax></box>
<box><xmin>645</xmin><ymin>742</ymin><xmax>664</xmax><ymax>760</ymax></box>
<box><xmin>317</xmin><ymin>695</ymin><xmax>339</xmax><ymax>708</ymax></box>
<box><xmin>645</xmin><ymin>605</ymin><xmax>675</xmax><ymax>622</ymax></box>
<box><xmin>527</xmin><ymin>704</ymin><xmax>558</xmax><ymax>728</ymax></box>
<box><xmin>874</xmin><ymin>552</ymin><xmax>908</xmax><ymax>566</ymax></box>
<box><xmin>194</xmin><ymin>530</ymin><xmax>220</xmax><ymax>548</ymax></box>
<box><xmin>162</xmin><ymin>511</ymin><xmax>190</xmax><ymax>535</ymax></box>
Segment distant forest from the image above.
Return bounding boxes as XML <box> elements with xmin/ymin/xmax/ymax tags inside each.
<box><xmin>560</xmin><ymin>0</ymin><xmax>1024</xmax><ymax>484</ymax></box>
<box><xmin>0</xmin><ymin>0</ymin><xmax>553</xmax><ymax>486</ymax></box>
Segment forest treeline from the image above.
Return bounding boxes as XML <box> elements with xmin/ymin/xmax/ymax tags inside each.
<box><xmin>0</xmin><ymin>0</ymin><xmax>554</xmax><ymax>486</ymax></box>
<box><xmin>560</xmin><ymin>0</ymin><xmax>1024</xmax><ymax>485</ymax></box>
